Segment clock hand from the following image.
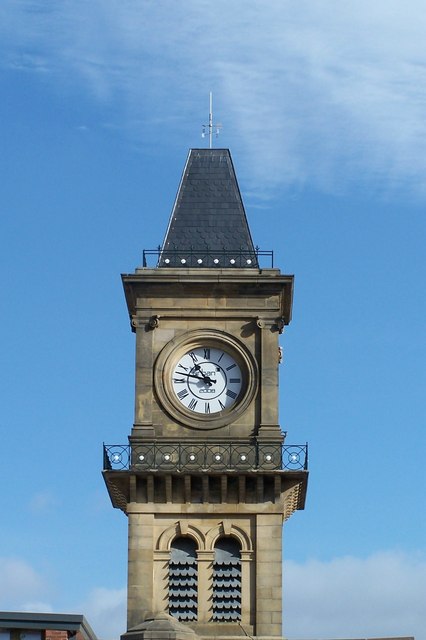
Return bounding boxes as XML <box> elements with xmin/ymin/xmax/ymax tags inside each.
<box><xmin>190</xmin><ymin>364</ymin><xmax>210</xmax><ymax>383</ymax></box>
<box><xmin>197</xmin><ymin>369</ymin><xmax>217</xmax><ymax>386</ymax></box>
<box><xmin>182</xmin><ymin>371</ymin><xmax>217</xmax><ymax>386</ymax></box>
<box><xmin>185</xmin><ymin>372</ymin><xmax>205</xmax><ymax>381</ymax></box>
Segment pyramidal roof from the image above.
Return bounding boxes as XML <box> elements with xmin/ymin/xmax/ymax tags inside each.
<box><xmin>159</xmin><ymin>149</ymin><xmax>258</xmax><ymax>268</ymax></box>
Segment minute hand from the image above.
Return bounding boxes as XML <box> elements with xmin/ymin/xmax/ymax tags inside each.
<box><xmin>185</xmin><ymin>372</ymin><xmax>216</xmax><ymax>385</ymax></box>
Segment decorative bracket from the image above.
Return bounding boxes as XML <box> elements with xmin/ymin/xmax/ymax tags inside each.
<box><xmin>148</xmin><ymin>315</ymin><xmax>160</xmax><ymax>330</ymax></box>
<box><xmin>275</xmin><ymin>317</ymin><xmax>285</xmax><ymax>334</ymax></box>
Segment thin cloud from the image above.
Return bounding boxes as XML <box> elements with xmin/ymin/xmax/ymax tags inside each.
<box><xmin>0</xmin><ymin>555</ymin><xmax>125</xmax><ymax>639</ymax></box>
<box><xmin>0</xmin><ymin>557</ymin><xmax>47</xmax><ymax>604</ymax></box>
<box><xmin>22</xmin><ymin>603</ymin><xmax>54</xmax><ymax>614</ymax></box>
<box><xmin>28</xmin><ymin>491</ymin><xmax>59</xmax><ymax>514</ymax></box>
<box><xmin>284</xmin><ymin>550</ymin><xmax>426</xmax><ymax>639</ymax></box>
<box><xmin>75</xmin><ymin>587</ymin><xmax>126</xmax><ymax>640</ymax></box>
<box><xmin>2</xmin><ymin>1</ymin><xmax>426</xmax><ymax>197</ymax></box>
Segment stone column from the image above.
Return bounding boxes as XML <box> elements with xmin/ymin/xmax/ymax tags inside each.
<box><xmin>240</xmin><ymin>550</ymin><xmax>254</xmax><ymax>628</ymax></box>
<box><xmin>153</xmin><ymin>551</ymin><xmax>170</xmax><ymax>615</ymax></box>
<box><xmin>258</xmin><ymin>323</ymin><xmax>283</xmax><ymax>440</ymax></box>
<box><xmin>196</xmin><ymin>551</ymin><xmax>214</xmax><ymax>623</ymax></box>
<box><xmin>127</xmin><ymin>512</ymin><xmax>154</xmax><ymax>630</ymax></box>
<box><xmin>255</xmin><ymin>513</ymin><xmax>283</xmax><ymax>637</ymax></box>
<box><xmin>132</xmin><ymin>320</ymin><xmax>154</xmax><ymax>439</ymax></box>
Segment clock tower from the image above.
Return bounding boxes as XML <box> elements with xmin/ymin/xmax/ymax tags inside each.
<box><xmin>103</xmin><ymin>149</ymin><xmax>308</xmax><ymax>640</ymax></box>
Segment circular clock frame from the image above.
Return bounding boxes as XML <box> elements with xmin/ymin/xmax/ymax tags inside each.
<box><xmin>154</xmin><ymin>329</ymin><xmax>258</xmax><ymax>429</ymax></box>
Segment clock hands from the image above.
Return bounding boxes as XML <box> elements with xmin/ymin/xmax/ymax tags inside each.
<box><xmin>172</xmin><ymin>347</ymin><xmax>244</xmax><ymax>414</ymax></box>
<box><xmin>193</xmin><ymin>363</ymin><xmax>218</xmax><ymax>386</ymax></box>
<box><xmin>181</xmin><ymin>365</ymin><xmax>217</xmax><ymax>387</ymax></box>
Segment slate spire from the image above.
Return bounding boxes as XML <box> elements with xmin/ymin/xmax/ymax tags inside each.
<box><xmin>159</xmin><ymin>149</ymin><xmax>258</xmax><ymax>268</ymax></box>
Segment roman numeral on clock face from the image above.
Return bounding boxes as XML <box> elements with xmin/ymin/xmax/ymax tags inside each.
<box><xmin>203</xmin><ymin>348</ymin><xmax>210</xmax><ymax>360</ymax></box>
<box><xmin>177</xmin><ymin>389</ymin><xmax>189</xmax><ymax>400</ymax></box>
<box><xmin>226</xmin><ymin>389</ymin><xmax>237</xmax><ymax>399</ymax></box>
<box><xmin>188</xmin><ymin>398</ymin><xmax>198</xmax><ymax>411</ymax></box>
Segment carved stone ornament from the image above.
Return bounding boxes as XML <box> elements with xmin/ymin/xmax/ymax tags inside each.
<box><xmin>148</xmin><ymin>315</ymin><xmax>160</xmax><ymax>329</ymax></box>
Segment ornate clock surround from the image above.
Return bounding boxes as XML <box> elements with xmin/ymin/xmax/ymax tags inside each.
<box><xmin>154</xmin><ymin>329</ymin><xmax>259</xmax><ymax>430</ymax></box>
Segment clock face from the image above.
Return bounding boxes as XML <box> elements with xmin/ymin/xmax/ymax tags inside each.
<box><xmin>171</xmin><ymin>346</ymin><xmax>243</xmax><ymax>415</ymax></box>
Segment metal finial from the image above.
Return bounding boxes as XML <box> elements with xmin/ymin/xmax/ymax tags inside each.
<box><xmin>202</xmin><ymin>92</ymin><xmax>222</xmax><ymax>148</ymax></box>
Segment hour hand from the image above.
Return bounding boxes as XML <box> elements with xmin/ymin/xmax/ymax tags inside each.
<box><xmin>199</xmin><ymin>372</ymin><xmax>216</xmax><ymax>386</ymax></box>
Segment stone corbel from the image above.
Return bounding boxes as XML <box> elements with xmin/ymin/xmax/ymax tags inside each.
<box><xmin>275</xmin><ymin>317</ymin><xmax>285</xmax><ymax>334</ymax></box>
<box><xmin>148</xmin><ymin>315</ymin><xmax>160</xmax><ymax>330</ymax></box>
<box><xmin>131</xmin><ymin>315</ymin><xmax>157</xmax><ymax>331</ymax></box>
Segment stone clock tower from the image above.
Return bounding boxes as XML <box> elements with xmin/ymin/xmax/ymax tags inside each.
<box><xmin>103</xmin><ymin>149</ymin><xmax>308</xmax><ymax>640</ymax></box>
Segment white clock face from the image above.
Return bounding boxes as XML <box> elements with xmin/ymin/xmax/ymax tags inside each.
<box><xmin>171</xmin><ymin>346</ymin><xmax>243</xmax><ymax>415</ymax></box>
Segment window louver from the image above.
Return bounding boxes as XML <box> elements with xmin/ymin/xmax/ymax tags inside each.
<box><xmin>169</xmin><ymin>537</ymin><xmax>198</xmax><ymax>621</ymax></box>
<box><xmin>212</xmin><ymin>538</ymin><xmax>241</xmax><ymax>622</ymax></box>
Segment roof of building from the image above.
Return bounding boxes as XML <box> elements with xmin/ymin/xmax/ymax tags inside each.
<box><xmin>0</xmin><ymin>612</ymin><xmax>97</xmax><ymax>640</ymax></box>
<box><xmin>158</xmin><ymin>148</ymin><xmax>258</xmax><ymax>268</ymax></box>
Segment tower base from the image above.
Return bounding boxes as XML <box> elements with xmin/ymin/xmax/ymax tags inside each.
<box><xmin>121</xmin><ymin>614</ymin><xmax>198</xmax><ymax>640</ymax></box>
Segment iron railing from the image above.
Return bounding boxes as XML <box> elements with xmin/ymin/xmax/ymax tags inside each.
<box><xmin>142</xmin><ymin>247</ymin><xmax>274</xmax><ymax>269</ymax></box>
<box><xmin>103</xmin><ymin>442</ymin><xmax>307</xmax><ymax>472</ymax></box>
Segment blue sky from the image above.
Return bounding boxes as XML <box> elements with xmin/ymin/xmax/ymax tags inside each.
<box><xmin>1</xmin><ymin>2</ymin><xmax>425</xmax><ymax>639</ymax></box>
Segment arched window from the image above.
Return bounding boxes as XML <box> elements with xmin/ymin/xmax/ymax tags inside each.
<box><xmin>212</xmin><ymin>537</ymin><xmax>241</xmax><ymax>621</ymax></box>
<box><xmin>169</xmin><ymin>537</ymin><xmax>198</xmax><ymax>621</ymax></box>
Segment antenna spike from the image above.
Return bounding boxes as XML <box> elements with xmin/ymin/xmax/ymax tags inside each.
<box><xmin>201</xmin><ymin>92</ymin><xmax>222</xmax><ymax>148</ymax></box>
<box><xmin>209</xmin><ymin>91</ymin><xmax>213</xmax><ymax>149</ymax></box>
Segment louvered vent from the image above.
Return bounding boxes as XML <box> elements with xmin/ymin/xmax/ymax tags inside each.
<box><xmin>212</xmin><ymin>537</ymin><xmax>241</xmax><ymax>622</ymax></box>
<box><xmin>169</xmin><ymin>537</ymin><xmax>198</xmax><ymax>621</ymax></box>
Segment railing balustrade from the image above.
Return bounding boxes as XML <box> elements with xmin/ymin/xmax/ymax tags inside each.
<box><xmin>103</xmin><ymin>442</ymin><xmax>307</xmax><ymax>472</ymax></box>
<box><xmin>141</xmin><ymin>247</ymin><xmax>274</xmax><ymax>268</ymax></box>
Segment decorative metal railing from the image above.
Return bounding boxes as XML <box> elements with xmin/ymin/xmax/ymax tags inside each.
<box><xmin>103</xmin><ymin>442</ymin><xmax>307</xmax><ymax>472</ymax></box>
<box><xmin>141</xmin><ymin>247</ymin><xmax>274</xmax><ymax>268</ymax></box>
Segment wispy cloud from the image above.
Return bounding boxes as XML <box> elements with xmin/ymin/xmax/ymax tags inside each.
<box><xmin>2</xmin><ymin>1</ymin><xmax>426</xmax><ymax>195</ymax></box>
<box><xmin>76</xmin><ymin>587</ymin><xmax>126</xmax><ymax>640</ymax></box>
<box><xmin>285</xmin><ymin>550</ymin><xmax>426</xmax><ymax>639</ymax></box>
<box><xmin>0</xmin><ymin>555</ymin><xmax>125</xmax><ymax>639</ymax></box>
<box><xmin>0</xmin><ymin>557</ymin><xmax>47</xmax><ymax>604</ymax></box>
<box><xmin>21</xmin><ymin>602</ymin><xmax>54</xmax><ymax>614</ymax></box>
<box><xmin>28</xmin><ymin>491</ymin><xmax>59</xmax><ymax>514</ymax></box>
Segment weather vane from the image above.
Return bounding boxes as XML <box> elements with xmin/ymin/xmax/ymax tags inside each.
<box><xmin>202</xmin><ymin>92</ymin><xmax>222</xmax><ymax>148</ymax></box>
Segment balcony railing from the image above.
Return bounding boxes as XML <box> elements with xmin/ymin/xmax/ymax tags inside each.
<box><xmin>103</xmin><ymin>442</ymin><xmax>308</xmax><ymax>473</ymax></box>
<box><xmin>142</xmin><ymin>247</ymin><xmax>274</xmax><ymax>269</ymax></box>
